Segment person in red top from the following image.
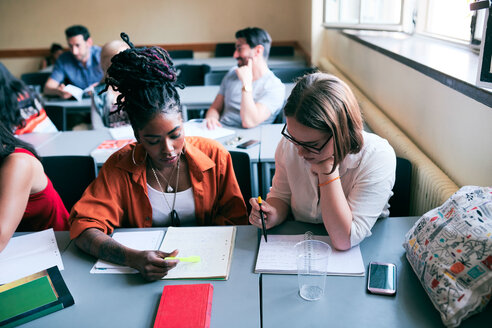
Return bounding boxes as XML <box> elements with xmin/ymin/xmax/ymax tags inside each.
<box><xmin>70</xmin><ymin>33</ymin><xmax>248</xmax><ymax>281</ymax></box>
<box><xmin>0</xmin><ymin>121</ymin><xmax>69</xmax><ymax>252</ymax></box>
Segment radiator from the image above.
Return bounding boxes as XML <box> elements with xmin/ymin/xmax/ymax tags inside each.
<box><xmin>319</xmin><ymin>58</ymin><xmax>459</xmax><ymax>216</ymax></box>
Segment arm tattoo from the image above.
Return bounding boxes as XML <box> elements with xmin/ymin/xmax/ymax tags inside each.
<box><xmin>98</xmin><ymin>238</ymin><xmax>127</xmax><ymax>265</ymax></box>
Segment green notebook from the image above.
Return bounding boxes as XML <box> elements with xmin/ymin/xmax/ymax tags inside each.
<box><xmin>0</xmin><ymin>266</ymin><xmax>74</xmax><ymax>327</ymax></box>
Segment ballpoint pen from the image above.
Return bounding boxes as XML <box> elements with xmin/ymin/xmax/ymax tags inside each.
<box><xmin>258</xmin><ymin>196</ymin><xmax>268</xmax><ymax>242</ymax></box>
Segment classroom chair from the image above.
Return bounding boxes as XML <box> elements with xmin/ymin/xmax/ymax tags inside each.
<box><xmin>42</xmin><ymin>155</ymin><xmax>97</xmax><ymax>212</ymax></box>
<box><xmin>175</xmin><ymin>64</ymin><xmax>211</xmax><ymax>86</ymax></box>
<box><xmin>270</xmin><ymin>45</ymin><xmax>295</xmax><ymax>57</ymax></box>
<box><xmin>271</xmin><ymin>67</ymin><xmax>318</xmax><ymax>83</ymax></box>
<box><xmin>44</xmin><ymin>105</ymin><xmax>66</xmax><ymax>131</ymax></box>
<box><xmin>214</xmin><ymin>43</ymin><xmax>235</xmax><ymax>57</ymax></box>
<box><xmin>229</xmin><ymin>151</ymin><xmax>252</xmax><ymax>213</ymax></box>
<box><xmin>388</xmin><ymin>157</ymin><xmax>412</xmax><ymax>217</ymax></box>
<box><xmin>168</xmin><ymin>50</ymin><xmax>194</xmax><ymax>59</ymax></box>
<box><xmin>20</xmin><ymin>72</ymin><xmax>51</xmax><ymax>93</ymax></box>
<box><xmin>204</xmin><ymin>71</ymin><xmax>227</xmax><ymax>85</ymax></box>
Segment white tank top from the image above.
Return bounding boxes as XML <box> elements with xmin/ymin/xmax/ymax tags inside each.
<box><xmin>147</xmin><ymin>184</ymin><xmax>196</xmax><ymax>227</ymax></box>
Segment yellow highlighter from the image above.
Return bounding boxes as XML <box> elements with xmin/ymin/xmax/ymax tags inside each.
<box><xmin>164</xmin><ymin>256</ymin><xmax>201</xmax><ymax>263</ymax></box>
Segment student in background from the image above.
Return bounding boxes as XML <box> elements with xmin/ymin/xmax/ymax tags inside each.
<box><xmin>91</xmin><ymin>40</ymin><xmax>130</xmax><ymax>129</ymax></box>
<box><xmin>70</xmin><ymin>35</ymin><xmax>248</xmax><ymax>281</ymax></box>
<box><xmin>0</xmin><ymin>121</ymin><xmax>69</xmax><ymax>252</ymax></box>
<box><xmin>39</xmin><ymin>43</ymin><xmax>63</xmax><ymax>71</ymax></box>
<box><xmin>0</xmin><ymin>62</ymin><xmax>58</xmax><ymax>134</ymax></box>
<box><xmin>205</xmin><ymin>27</ymin><xmax>284</xmax><ymax>129</ymax></box>
<box><xmin>44</xmin><ymin>25</ymin><xmax>102</xmax><ymax>99</ymax></box>
<box><xmin>249</xmin><ymin>73</ymin><xmax>396</xmax><ymax>250</ymax></box>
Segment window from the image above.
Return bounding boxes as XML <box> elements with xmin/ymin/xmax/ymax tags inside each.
<box><xmin>415</xmin><ymin>0</ymin><xmax>474</xmax><ymax>42</ymax></box>
<box><xmin>323</xmin><ymin>0</ymin><xmax>413</xmax><ymax>32</ymax></box>
<box><xmin>323</xmin><ymin>0</ymin><xmax>487</xmax><ymax>46</ymax></box>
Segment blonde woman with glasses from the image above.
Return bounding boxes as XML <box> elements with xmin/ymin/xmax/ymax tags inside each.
<box><xmin>249</xmin><ymin>73</ymin><xmax>396</xmax><ymax>250</ymax></box>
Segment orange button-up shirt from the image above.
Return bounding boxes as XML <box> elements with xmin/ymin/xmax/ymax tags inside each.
<box><xmin>69</xmin><ymin>137</ymin><xmax>248</xmax><ymax>239</ymax></box>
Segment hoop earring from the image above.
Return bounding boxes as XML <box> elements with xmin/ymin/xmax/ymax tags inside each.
<box><xmin>132</xmin><ymin>146</ymin><xmax>147</xmax><ymax>166</ymax></box>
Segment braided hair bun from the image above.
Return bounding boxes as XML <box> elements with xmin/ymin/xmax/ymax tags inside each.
<box><xmin>104</xmin><ymin>33</ymin><xmax>183</xmax><ymax>130</ymax></box>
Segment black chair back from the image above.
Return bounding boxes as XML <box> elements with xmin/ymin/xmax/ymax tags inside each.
<box><xmin>168</xmin><ymin>50</ymin><xmax>193</xmax><ymax>59</ymax></box>
<box><xmin>44</xmin><ymin>105</ymin><xmax>66</xmax><ymax>131</ymax></box>
<box><xmin>204</xmin><ymin>71</ymin><xmax>227</xmax><ymax>85</ymax></box>
<box><xmin>42</xmin><ymin>156</ymin><xmax>97</xmax><ymax>212</ymax></box>
<box><xmin>214</xmin><ymin>43</ymin><xmax>235</xmax><ymax>57</ymax></box>
<box><xmin>21</xmin><ymin>72</ymin><xmax>51</xmax><ymax>93</ymax></box>
<box><xmin>175</xmin><ymin>64</ymin><xmax>211</xmax><ymax>86</ymax></box>
<box><xmin>388</xmin><ymin>157</ymin><xmax>412</xmax><ymax>217</ymax></box>
<box><xmin>229</xmin><ymin>151</ymin><xmax>252</xmax><ymax>213</ymax></box>
<box><xmin>271</xmin><ymin>67</ymin><xmax>317</xmax><ymax>83</ymax></box>
<box><xmin>270</xmin><ymin>46</ymin><xmax>295</xmax><ymax>57</ymax></box>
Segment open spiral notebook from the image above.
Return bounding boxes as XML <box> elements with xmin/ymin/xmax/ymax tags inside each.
<box><xmin>91</xmin><ymin>227</ymin><xmax>236</xmax><ymax>280</ymax></box>
<box><xmin>254</xmin><ymin>234</ymin><xmax>365</xmax><ymax>276</ymax></box>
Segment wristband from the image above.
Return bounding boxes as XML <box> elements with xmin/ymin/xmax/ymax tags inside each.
<box><xmin>318</xmin><ymin>176</ymin><xmax>340</xmax><ymax>187</ymax></box>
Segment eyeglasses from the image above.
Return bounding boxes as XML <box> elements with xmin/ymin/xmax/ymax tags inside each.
<box><xmin>281</xmin><ymin>124</ymin><xmax>331</xmax><ymax>154</ymax></box>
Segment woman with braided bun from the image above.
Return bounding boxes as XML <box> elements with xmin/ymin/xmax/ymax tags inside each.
<box><xmin>70</xmin><ymin>33</ymin><xmax>247</xmax><ymax>281</ymax></box>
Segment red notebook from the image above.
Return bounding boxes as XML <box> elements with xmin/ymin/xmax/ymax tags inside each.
<box><xmin>153</xmin><ymin>284</ymin><xmax>213</xmax><ymax>328</ymax></box>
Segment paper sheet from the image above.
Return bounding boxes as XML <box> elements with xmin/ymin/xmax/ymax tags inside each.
<box><xmin>0</xmin><ymin>229</ymin><xmax>64</xmax><ymax>284</ymax></box>
<box><xmin>108</xmin><ymin>126</ymin><xmax>135</xmax><ymax>140</ymax></box>
<box><xmin>90</xmin><ymin>230</ymin><xmax>164</xmax><ymax>274</ymax></box>
<box><xmin>184</xmin><ymin>120</ymin><xmax>235</xmax><ymax>140</ymax></box>
<box><xmin>254</xmin><ymin>234</ymin><xmax>365</xmax><ymax>276</ymax></box>
<box><xmin>159</xmin><ymin>226</ymin><xmax>236</xmax><ymax>280</ymax></box>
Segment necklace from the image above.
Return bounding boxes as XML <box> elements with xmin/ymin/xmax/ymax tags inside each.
<box><xmin>150</xmin><ymin>156</ymin><xmax>181</xmax><ymax>226</ymax></box>
<box><xmin>154</xmin><ymin>162</ymin><xmax>178</xmax><ymax>193</ymax></box>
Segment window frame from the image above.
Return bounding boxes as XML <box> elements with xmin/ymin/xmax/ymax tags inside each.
<box><xmin>322</xmin><ymin>0</ymin><xmax>412</xmax><ymax>33</ymax></box>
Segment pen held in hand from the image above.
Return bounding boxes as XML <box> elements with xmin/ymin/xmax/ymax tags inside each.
<box><xmin>258</xmin><ymin>196</ymin><xmax>268</xmax><ymax>242</ymax></box>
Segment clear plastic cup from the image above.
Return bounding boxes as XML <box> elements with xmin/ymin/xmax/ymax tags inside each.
<box><xmin>295</xmin><ymin>239</ymin><xmax>331</xmax><ymax>301</ymax></box>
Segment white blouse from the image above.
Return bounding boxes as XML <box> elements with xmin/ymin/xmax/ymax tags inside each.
<box><xmin>147</xmin><ymin>185</ymin><xmax>196</xmax><ymax>226</ymax></box>
<box><xmin>268</xmin><ymin>131</ymin><xmax>396</xmax><ymax>246</ymax></box>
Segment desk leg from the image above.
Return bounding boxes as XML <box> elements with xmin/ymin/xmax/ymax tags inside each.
<box><xmin>251</xmin><ymin>162</ymin><xmax>259</xmax><ymax>197</ymax></box>
<box><xmin>62</xmin><ymin>107</ymin><xmax>67</xmax><ymax>131</ymax></box>
<box><xmin>261</xmin><ymin>162</ymin><xmax>275</xmax><ymax>197</ymax></box>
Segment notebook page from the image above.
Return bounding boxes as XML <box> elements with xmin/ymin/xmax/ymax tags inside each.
<box><xmin>254</xmin><ymin>234</ymin><xmax>365</xmax><ymax>276</ymax></box>
<box><xmin>184</xmin><ymin>120</ymin><xmax>235</xmax><ymax>140</ymax></box>
<box><xmin>109</xmin><ymin>125</ymin><xmax>135</xmax><ymax>140</ymax></box>
<box><xmin>159</xmin><ymin>226</ymin><xmax>236</xmax><ymax>279</ymax></box>
<box><xmin>0</xmin><ymin>229</ymin><xmax>64</xmax><ymax>284</ymax></box>
<box><xmin>91</xmin><ymin>230</ymin><xmax>164</xmax><ymax>274</ymax></box>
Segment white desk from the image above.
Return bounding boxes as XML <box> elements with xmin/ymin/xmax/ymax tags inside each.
<box><xmin>261</xmin><ymin>217</ymin><xmax>491</xmax><ymax>327</ymax></box>
<box><xmin>43</xmin><ymin>84</ymin><xmax>295</xmax><ymax>130</ymax></box>
<box><xmin>19</xmin><ymin>226</ymin><xmax>261</xmax><ymax>328</ymax></box>
<box><xmin>20</xmin><ymin>127</ymin><xmax>262</xmax><ymax>196</ymax></box>
<box><xmin>259</xmin><ymin>124</ymin><xmax>283</xmax><ymax>196</ymax></box>
<box><xmin>173</xmin><ymin>56</ymin><xmax>307</xmax><ymax>72</ymax></box>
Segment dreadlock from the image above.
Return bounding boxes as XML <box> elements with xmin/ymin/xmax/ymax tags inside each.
<box><xmin>103</xmin><ymin>33</ymin><xmax>183</xmax><ymax>131</ymax></box>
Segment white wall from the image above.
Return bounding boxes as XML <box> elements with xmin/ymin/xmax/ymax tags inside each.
<box><xmin>314</xmin><ymin>30</ymin><xmax>492</xmax><ymax>187</ymax></box>
<box><xmin>0</xmin><ymin>0</ymin><xmax>304</xmax><ymax>76</ymax></box>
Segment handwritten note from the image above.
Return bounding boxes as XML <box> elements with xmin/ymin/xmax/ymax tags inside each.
<box><xmin>159</xmin><ymin>226</ymin><xmax>236</xmax><ymax>280</ymax></box>
<box><xmin>254</xmin><ymin>234</ymin><xmax>365</xmax><ymax>276</ymax></box>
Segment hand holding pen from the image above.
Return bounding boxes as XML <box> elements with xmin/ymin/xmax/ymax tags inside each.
<box><xmin>249</xmin><ymin>196</ymin><xmax>279</xmax><ymax>242</ymax></box>
<box><xmin>257</xmin><ymin>197</ymin><xmax>268</xmax><ymax>242</ymax></box>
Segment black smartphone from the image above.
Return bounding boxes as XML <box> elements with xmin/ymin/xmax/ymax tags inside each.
<box><xmin>237</xmin><ymin>139</ymin><xmax>260</xmax><ymax>149</ymax></box>
<box><xmin>367</xmin><ymin>262</ymin><xmax>397</xmax><ymax>296</ymax></box>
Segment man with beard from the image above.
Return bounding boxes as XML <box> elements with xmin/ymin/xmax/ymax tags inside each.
<box><xmin>205</xmin><ymin>27</ymin><xmax>284</xmax><ymax>129</ymax></box>
<box><xmin>44</xmin><ymin>25</ymin><xmax>102</xmax><ymax>99</ymax></box>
